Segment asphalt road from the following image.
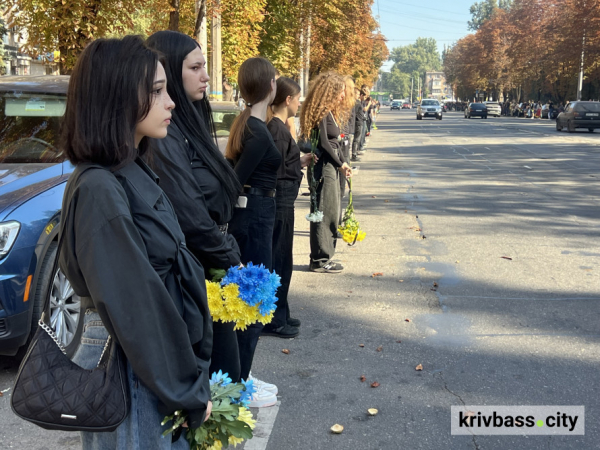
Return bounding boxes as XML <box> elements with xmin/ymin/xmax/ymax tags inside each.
<box><xmin>1</xmin><ymin>110</ymin><xmax>599</xmax><ymax>450</ymax></box>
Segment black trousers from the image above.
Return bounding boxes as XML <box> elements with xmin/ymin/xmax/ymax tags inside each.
<box><xmin>270</xmin><ymin>179</ymin><xmax>300</xmax><ymax>329</ymax></box>
<box><xmin>229</xmin><ymin>194</ymin><xmax>276</xmax><ymax>380</ymax></box>
<box><xmin>310</xmin><ymin>160</ymin><xmax>340</xmax><ymax>266</ymax></box>
<box><xmin>209</xmin><ymin>320</ymin><xmax>241</xmax><ymax>382</ymax></box>
<box><xmin>352</xmin><ymin>123</ymin><xmax>363</xmax><ymax>158</ymax></box>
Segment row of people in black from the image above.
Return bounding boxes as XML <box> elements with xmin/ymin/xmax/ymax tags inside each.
<box><xmin>52</xmin><ymin>32</ymin><xmax>375</xmax><ymax>450</ymax></box>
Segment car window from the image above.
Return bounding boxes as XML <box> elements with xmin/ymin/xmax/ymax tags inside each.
<box><xmin>0</xmin><ymin>93</ymin><xmax>65</xmax><ymax>163</ymax></box>
<box><xmin>575</xmin><ymin>103</ymin><xmax>600</xmax><ymax>112</ymax></box>
<box><xmin>211</xmin><ymin>109</ymin><xmax>240</xmax><ymax>137</ymax></box>
<box><xmin>421</xmin><ymin>100</ymin><xmax>438</xmax><ymax>106</ymax></box>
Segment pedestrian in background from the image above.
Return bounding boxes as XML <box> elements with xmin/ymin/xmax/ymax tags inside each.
<box><xmin>339</xmin><ymin>76</ymin><xmax>356</xmax><ymax>204</ymax></box>
<box><xmin>226</xmin><ymin>57</ymin><xmax>281</xmax><ymax>406</ymax></box>
<box><xmin>351</xmin><ymin>87</ymin><xmax>365</xmax><ymax>161</ymax></box>
<box><xmin>301</xmin><ymin>72</ymin><xmax>352</xmax><ymax>273</ymax></box>
<box><xmin>145</xmin><ymin>31</ymin><xmax>243</xmax><ymax>382</ymax></box>
<box><xmin>59</xmin><ymin>35</ymin><xmax>212</xmax><ymax>449</ymax></box>
<box><xmin>263</xmin><ymin>77</ymin><xmax>312</xmax><ymax>339</ymax></box>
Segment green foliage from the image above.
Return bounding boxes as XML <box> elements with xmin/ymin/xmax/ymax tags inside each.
<box><xmin>389</xmin><ymin>37</ymin><xmax>441</xmax><ymax>74</ymax></box>
<box><xmin>0</xmin><ymin>18</ymin><xmax>6</xmax><ymax>75</ymax></box>
<box><xmin>468</xmin><ymin>0</ymin><xmax>513</xmax><ymax>31</ymax></box>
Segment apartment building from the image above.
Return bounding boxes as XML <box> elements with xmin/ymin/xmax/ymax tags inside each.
<box><xmin>425</xmin><ymin>71</ymin><xmax>453</xmax><ymax>101</ymax></box>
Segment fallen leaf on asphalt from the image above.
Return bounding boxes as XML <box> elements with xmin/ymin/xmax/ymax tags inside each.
<box><xmin>0</xmin><ymin>392</ymin><xmax>3</xmax><ymax>397</ymax></box>
<box><xmin>372</xmin><ymin>272</ymin><xmax>384</xmax><ymax>277</ymax></box>
<box><xmin>384</xmin><ymin>200</ymin><xmax>390</xmax><ymax>203</ymax></box>
<box><xmin>415</xmin><ymin>228</ymin><xmax>422</xmax><ymax>232</ymax></box>
<box><xmin>359</xmin><ymin>344</ymin><xmax>365</xmax><ymax>347</ymax></box>
<box><xmin>370</xmin><ymin>382</ymin><xmax>380</xmax><ymax>388</ymax></box>
<box><xmin>371</xmin><ymin>196</ymin><xmax>377</xmax><ymax>198</ymax></box>
<box><xmin>405</xmin><ymin>318</ymin><xmax>411</xmax><ymax>322</ymax></box>
<box><xmin>347</xmin><ymin>290</ymin><xmax>353</xmax><ymax>293</ymax></box>
<box><xmin>500</xmin><ymin>256</ymin><xmax>513</xmax><ymax>260</ymax></box>
<box><xmin>368</xmin><ymin>408</ymin><xmax>379</xmax><ymax>416</ymax></box>
<box><xmin>415</xmin><ymin>364</ymin><xmax>423</xmax><ymax>371</ymax></box>
<box><xmin>433</xmin><ymin>282</ymin><xmax>439</xmax><ymax>287</ymax></box>
<box><xmin>455</xmin><ymin>260</ymin><xmax>460</xmax><ymax>264</ymax></box>
<box><xmin>422</xmin><ymin>235</ymin><xmax>427</xmax><ymax>239</ymax></box>
<box><xmin>416</xmin><ymin>215</ymin><xmax>419</xmax><ymax>218</ymax></box>
<box><xmin>282</xmin><ymin>349</ymin><xmax>290</xmax><ymax>354</ymax></box>
<box><xmin>405</xmin><ymin>210</ymin><xmax>407</xmax><ymax>213</ymax></box>
<box><xmin>360</xmin><ymin>375</ymin><xmax>367</xmax><ymax>382</ymax></box>
<box><xmin>396</xmin><ymin>340</ymin><xmax>402</xmax><ymax>343</ymax></box>
<box><xmin>330</xmin><ymin>424</ymin><xmax>344</xmax><ymax>434</ymax></box>
<box><xmin>398</xmin><ymin>280</ymin><xmax>404</xmax><ymax>282</ymax></box>
<box><xmin>376</xmin><ymin>346</ymin><xmax>383</xmax><ymax>352</ymax></box>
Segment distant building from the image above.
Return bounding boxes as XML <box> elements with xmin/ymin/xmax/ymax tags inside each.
<box><xmin>425</xmin><ymin>71</ymin><xmax>453</xmax><ymax>101</ymax></box>
<box><xmin>2</xmin><ymin>13</ymin><xmax>59</xmax><ymax>76</ymax></box>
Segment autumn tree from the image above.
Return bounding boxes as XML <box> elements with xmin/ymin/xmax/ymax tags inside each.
<box><xmin>7</xmin><ymin>0</ymin><xmax>137</xmax><ymax>72</ymax></box>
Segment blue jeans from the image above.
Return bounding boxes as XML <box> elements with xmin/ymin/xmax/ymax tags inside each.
<box><xmin>73</xmin><ymin>311</ymin><xmax>189</xmax><ymax>450</ymax></box>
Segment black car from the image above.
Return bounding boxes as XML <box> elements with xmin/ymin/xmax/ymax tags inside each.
<box><xmin>556</xmin><ymin>101</ymin><xmax>600</xmax><ymax>133</ymax></box>
<box><xmin>391</xmin><ymin>101</ymin><xmax>401</xmax><ymax>110</ymax></box>
<box><xmin>465</xmin><ymin>103</ymin><xmax>488</xmax><ymax>119</ymax></box>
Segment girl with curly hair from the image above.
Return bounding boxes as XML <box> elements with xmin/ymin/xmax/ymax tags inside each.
<box><xmin>300</xmin><ymin>72</ymin><xmax>353</xmax><ymax>273</ymax></box>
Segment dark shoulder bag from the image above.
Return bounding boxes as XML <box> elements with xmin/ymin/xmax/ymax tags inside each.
<box><xmin>11</xmin><ymin>167</ymin><xmax>130</xmax><ymax>432</ymax></box>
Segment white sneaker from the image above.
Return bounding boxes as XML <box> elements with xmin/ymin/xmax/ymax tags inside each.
<box><xmin>249</xmin><ymin>373</ymin><xmax>278</xmax><ymax>395</ymax></box>
<box><xmin>248</xmin><ymin>389</ymin><xmax>277</xmax><ymax>408</ymax></box>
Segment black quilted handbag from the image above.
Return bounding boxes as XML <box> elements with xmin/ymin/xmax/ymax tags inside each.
<box><xmin>10</xmin><ymin>176</ymin><xmax>130</xmax><ymax>432</ymax></box>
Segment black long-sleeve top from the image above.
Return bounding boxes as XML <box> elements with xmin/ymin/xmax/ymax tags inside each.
<box><xmin>342</xmin><ymin>105</ymin><xmax>356</xmax><ymax>136</ymax></box>
<box><xmin>313</xmin><ymin>112</ymin><xmax>345</xmax><ymax>168</ymax></box>
<box><xmin>266</xmin><ymin>117</ymin><xmax>302</xmax><ymax>182</ymax></box>
<box><xmin>354</xmin><ymin>100</ymin><xmax>365</xmax><ymax>131</ymax></box>
<box><xmin>150</xmin><ymin>123</ymin><xmax>241</xmax><ymax>271</ymax></box>
<box><xmin>232</xmin><ymin>116</ymin><xmax>282</xmax><ymax>189</ymax></box>
<box><xmin>59</xmin><ymin>159</ymin><xmax>212</xmax><ymax>428</ymax></box>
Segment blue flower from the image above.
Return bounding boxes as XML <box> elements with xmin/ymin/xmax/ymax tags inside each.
<box><xmin>209</xmin><ymin>370</ymin><xmax>232</xmax><ymax>387</ymax></box>
<box><xmin>235</xmin><ymin>378</ymin><xmax>257</xmax><ymax>407</ymax></box>
<box><xmin>222</xmin><ymin>264</ymin><xmax>281</xmax><ymax>318</ymax></box>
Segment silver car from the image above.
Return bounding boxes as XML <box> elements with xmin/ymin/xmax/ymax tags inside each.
<box><xmin>417</xmin><ymin>99</ymin><xmax>442</xmax><ymax>120</ymax></box>
<box><xmin>485</xmin><ymin>101</ymin><xmax>501</xmax><ymax>117</ymax></box>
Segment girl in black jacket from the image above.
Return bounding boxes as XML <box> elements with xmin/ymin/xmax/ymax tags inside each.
<box><xmin>58</xmin><ymin>36</ymin><xmax>211</xmax><ymax>449</ymax></box>
<box><xmin>145</xmin><ymin>31</ymin><xmax>243</xmax><ymax>383</ymax></box>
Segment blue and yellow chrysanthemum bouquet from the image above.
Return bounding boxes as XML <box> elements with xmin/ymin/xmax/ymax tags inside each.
<box><xmin>206</xmin><ymin>263</ymin><xmax>281</xmax><ymax>331</ymax></box>
<box><xmin>162</xmin><ymin>371</ymin><xmax>256</xmax><ymax>449</ymax></box>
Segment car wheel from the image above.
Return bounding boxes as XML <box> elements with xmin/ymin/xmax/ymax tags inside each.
<box><xmin>589</xmin><ymin>128</ymin><xmax>594</xmax><ymax>133</ymax></box>
<box><xmin>556</xmin><ymin>121</ymin><xmax>562</xmax><ymax>131</ymax></box>
<box><xmin>439</xmin><ymin>115</ymin><xmax>443</xmax><ymax>121</ymax></box>
<box><xmin>567</xmin><ymin>120</ymin><xmax>575</xmax><ymax>133</ymax></box>
<box><xmin>484</xmin><ymin>115</ymin><xmax>488</xmax><ymax>119</ymax></box>
<box><xmin>40</xmin><ymin>241</ymin><xmax>83</xmax><ymax>357</ymax></box>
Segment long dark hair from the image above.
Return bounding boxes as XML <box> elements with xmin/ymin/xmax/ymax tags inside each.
<box><xmin>146</xmin><ymin>31</ymin><xmax>240</xmax><ymax>213</ymax></box>
<box><xmin>61</xmin><ymin>36</ymin><xmax>160</xmax><ymax>167</ymax></box>
<box><xmin>225</xmin><ymin>57</ymin><xmax>276</xmax><ymax>161</ymax></box>
<box><xmin>267</xmin><ymin>77</ymin><xmax>300</xmax><ymax>124</ymax></box>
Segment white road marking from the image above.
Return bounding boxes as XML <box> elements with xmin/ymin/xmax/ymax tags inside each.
<box><xmin>243</xmin><ymin>401</ymin><xmax>281</xmax><ymax>450</ymax></box>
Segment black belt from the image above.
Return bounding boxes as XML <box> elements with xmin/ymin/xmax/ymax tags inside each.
<box><xmin>242</xmin><ymin>187</ymin><xmax>276</xmax><ymax>198</ymax></box>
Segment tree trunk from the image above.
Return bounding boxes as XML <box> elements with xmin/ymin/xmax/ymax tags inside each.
<box><xmin>169</xmin><ymin>0</ymin><xmax>181</xmax><ymax>31</ymax></box>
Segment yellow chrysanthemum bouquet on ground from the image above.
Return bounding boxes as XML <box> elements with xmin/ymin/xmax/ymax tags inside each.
<box><xmin>338</xmin><ymin>178</ymin><xmax>366</xmax><ymax>245</ymax></box>
<box><xmin>206</xmin><ymin>263</ymin><xmax>281</xmax><ymax>330</ymax></box>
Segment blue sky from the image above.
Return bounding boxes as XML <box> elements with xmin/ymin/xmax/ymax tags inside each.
<box><xmin>374</xmin><ymin>0</ymin><xmax>476</xmax><ymax>71</ymax></box>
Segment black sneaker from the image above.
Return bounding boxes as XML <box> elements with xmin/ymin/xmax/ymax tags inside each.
<box><xmin>351</xmin><ymin>156</ymin><xmax>361</xmax><ymax>162</ymax></box>
<box><xmin>309</xmin><ymin>261</ymin><xmax>344</xmax><ymax>273</ymax></box>
<box><xmin>261</xmin><ymin>324</ymin><xmax>300</xmax><ymax>338</ymax></box>
<box><xmin>287</xmin><ymin>317</ymin><xmax>301</xmax><ymax>327</ymax></box>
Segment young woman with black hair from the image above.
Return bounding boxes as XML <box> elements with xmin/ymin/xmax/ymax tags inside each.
<box><xmin>261</xmin><ymin>77</ymin><xmax>312</xmax><ymax>339</ymax></box>
<box><xmin>226</xmin><ymin>57</ymin><xmax>281</xmax><ymax>406</ymax></box>
<box><xmin>58</xmin><ymin>35</ymin><xmax>211</xmax><ymax>449</ymax></box>
<box><xmin>145</xmin><ymin>31</ymin><xmax>243</xmax><ymax>384</ymax></box>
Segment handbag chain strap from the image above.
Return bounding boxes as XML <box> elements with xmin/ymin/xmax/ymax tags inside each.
<box><xmin>38</xmin><ymin>319</ymin><xmax>67</xmax><ymax>354</ymax></box>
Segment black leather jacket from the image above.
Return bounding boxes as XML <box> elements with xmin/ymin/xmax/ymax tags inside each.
<box><xmin>59</xmin><ymin>158</ymin><xmax>212</xmax><ymax>427</ymax></box>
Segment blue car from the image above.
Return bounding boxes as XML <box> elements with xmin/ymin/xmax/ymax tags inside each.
<box><xmin>0</xmin><ymin>76</ymin><xmax>81</xmax><ymax>357</ymax></box>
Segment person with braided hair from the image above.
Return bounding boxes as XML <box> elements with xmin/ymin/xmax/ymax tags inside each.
<box><xmin>300</xmin><ymin>72</ymin><xmax>353</xmax><ymax>273</ymax></box>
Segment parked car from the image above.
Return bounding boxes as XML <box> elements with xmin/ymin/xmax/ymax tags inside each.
<box><xmin>484</xmin><ymin>101</ymin><xmax>501</xmax><ymax>117</ymax></box>
<box><xmin>556</xmin><ymin>101</ymin><xmax>600</xmax><ymax>133</ymax></box>
<box><xmin>417</xmin><ymin>99</ymin><xmax>443</xmax><ymax>120</ymax></box>
<box><xmin>0</xmin><ymin>76</ymin><xmax>240</xmax><ymax>357</ymax></box>
<box><xmin>465</xmin><ymin>103</ymin><xmax>488</xmax><ymax>119</ymax></box>
<box><xmin>390</xmin><ymin>101</ymin><xmax>401</xmax><ymax>110</ymax></box>
<box><xmin>402</xmin><ymin>102</ymin><xmax>411</xmax><ymax>109</ymax></box>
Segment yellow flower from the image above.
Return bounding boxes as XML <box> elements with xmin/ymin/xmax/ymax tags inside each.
<box><xmin>228</xmin><ymin>436</ymin><xmax>244</xmax><ymax>447</ymax></box>
<box><xmin>206</xmin><ymin>281</ymin><xmax>225</xmax><ymax>321</ymax></box>
<box><xmin>238</xmin><ymin>407</ymin><xmax>256</xmax><ymax>430</ymax></box>
<box><xmin>206</xmin><ymin>440</ymin><xmax>222</xmax><ymax>450</ymax></box>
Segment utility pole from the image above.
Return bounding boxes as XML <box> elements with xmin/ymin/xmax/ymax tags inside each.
<box><xmin>410</xmin><ymin>77</ymin><xmax>414</xmax><ymax>104</ymax></box>
<box><xmin>210</xmin><ymin>0</ymin><xmax>222</xmax><ymax>101</ymax></box>
<box><xmin>302</xmin><ymin>23</ymin><xmax>311</xmax><ymax>100</ymax></box>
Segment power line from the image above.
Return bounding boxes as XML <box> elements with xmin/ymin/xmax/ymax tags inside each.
<box><xmin>379</xmin><ymin>0</ymin><xmax>471</xmax><ymax>17</ymax></box>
